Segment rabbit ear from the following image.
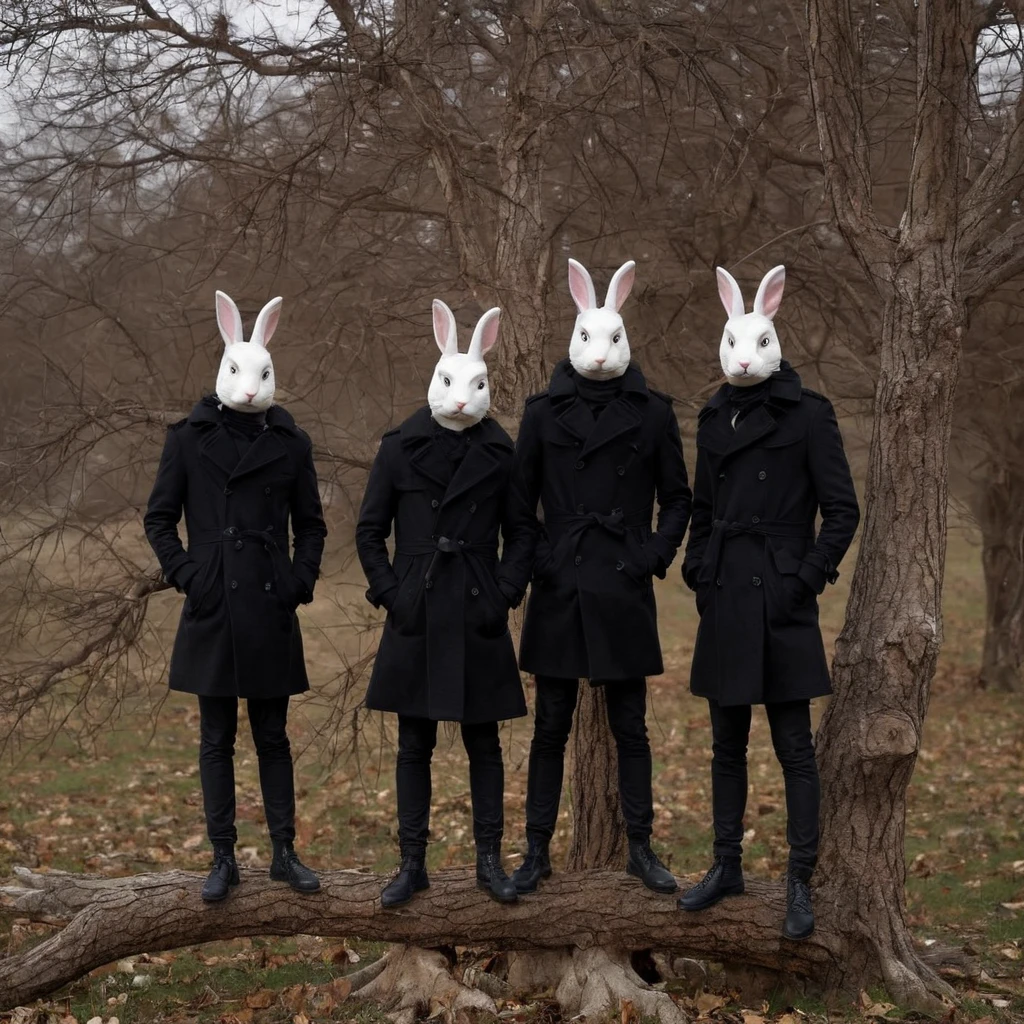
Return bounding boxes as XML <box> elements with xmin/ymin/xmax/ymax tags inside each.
<box><xmin>604</xmin><ymin>260</ymin><xmax>636</xmax><ymax>312</ymax></box>
<box><xmin>716</xmin><ymin>267</ymin><xmax>745</xmax><ymax>320</ymax></box>
<box><xmin>568</xmin><ymin>259</ymin><xmax>597</xmax><ymax>313</ymax></box>
<box><xmin>468</xmin><ymin>307</ymin><xmax>501</xmax><ymax>360</ymax></box>
<box><xmin>215</xmin><ymin>291</ymin><xmax>244</xmax><ymax>347</ymax></box>
<box><xmin>250</xmin><ymin>296</ymin><xmax>283</xmax><ymax>348</ymax></box>
<box><xmin>432</xmin><ymin>299</ymin><xmax>459</xmax><ymax>356</ymax></box>
<box><xmin>753</xmin><ymin>265</ymin><xmax>786</xmax><ymax>319</ymax></box>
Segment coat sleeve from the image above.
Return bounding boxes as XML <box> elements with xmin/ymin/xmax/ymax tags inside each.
<box><xmin>799</xmin><ymin>399</ymin><xmax>860</xmax><ymax>594</ymax></box>
<box><xmin>289</xmin><ymin>442</ymin><xmax>328</xmax><ymax>603</ymax></box>
<box><xmin>355</xmin><ymin>436</ymin><xmax>401</xmax><ymax>610</ymax></box>
<box><xmin>143</xmin><ymin>427</ymin><xmax>198</xmax><ymax>592</ymax></box>
<box><xmin>681</xmin><ymin>439</ymin><xmax>714</xmax><ymax>590</ymax></box>
<box><xmin>497</xmin><ymin>441</ymin><xmax>540</xmax><ymax>607</ymax></box>
<box><xmin>644</xmin><ymin>400</ymin><xmax>692</xmax><ymax>578</ymax></box>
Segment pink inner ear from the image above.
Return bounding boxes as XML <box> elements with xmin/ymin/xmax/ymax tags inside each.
<box><xmin>261</xmin><ymin>306</ymin><xmax>281</xmax><ymax>344</ymax></box>
<box><xmin>477</xmin><ymin>314</ymin><xmax>500</xmax><ymax>355</ymax></box>
<box><xmin>217</xmin><ymin>293</ymin><xmax>241</xmax><ymax>344</ymax></box>
<box><xmin>716</xmin><ymin>271</ymin><xmax>743</xmax><ymax>319</ymax></box>
<box><xmin>568</xmin><ymin>262</ymin><xmax>596</xmax><ymax>313</ymax></box>
<box><xmin>433</xmin><ymin>302</ymin><xmax>456</xmax><ymax>354</ymax></box>
<box><xmin>607</xmin><ymin>264</ymin><xmax>636</xmax><ymax>312</ymax></box>
<box><xmin>758</xmin><ymin>274</ymin><xmax>786</xmax><ymax>319</ymax></box>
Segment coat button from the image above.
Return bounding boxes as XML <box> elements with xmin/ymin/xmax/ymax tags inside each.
<box><xmin>469</xmin><ymin>502</ymin><xmax>477</xmax><ymax>513</ymax></box>
<box><xmin>574</xmin><ymin>555</ymin><xmax>582</xmax><ymax>566</ymax></box>
<box><xmin>458</xmin><ymin>539</ymin><xmax>464</xmax><ymax>546</ymax></box>
<box><xmin>615</xmin><ymin>560</ymin><xmax>624</xmax><ymax>571</ymax></box>
<box><xmin>471</xmin><ymin>587</ymin><xmax>479</xmax><ymax>596</ymax></box>
<box><xmin>752</xmin><ymin>576</ymin><xmax>762</xmax><ymax>586</ymax></box>
<box><xmin>224</xmin><ymin>487</ymin><xmax>232</xmax><ymax>496</ymax></box>
<box><xmin>265</xmin><ymin>486</ymin><xmax>271</xmax><ymax>495</ymax></box>
<box><xmin>264</xmin><ymin>582</ymin><xmax>271</xmax><ymax>591</ymax></box>
<box><xmin>576</xmin><ymin>503</ymin><xmax>585</xmax><ymax>514</ymax></box>
<box><xmin>575</xmin><ymin>460</ymin><xmax>585</xmax><ymax>470</ymax></box>
<box><xmin>431</xmin><ymin>499</ymin><xmax>439</xmax><ymax>509</ymax></box>
<box><xmin>224</xmin><ymin>526</ymin><xmax>237</xmax><ymax>537</ymax></box>
<box><xmin>716</xmin><ymin>578</ymin><xmax>722</xmax><ymax>587</ymax></box>
<box><xmin>234</xmin><ymin>540</ymin><xmax>243</xmax><ymax>551</ymax></box>
<box><xmin>230</xmin><ymin>580</ymin><xmax>238</xmax><ymax>590</ymax></box>
<box><xmin>425</xmin><ymin>580</ymin><xmax>433</xmax><ymax>590</ymax></box>
<box><xmin>758</xmin><ymin>471</ymin><xmax>766</xmax><ymax>480</ymax></box>
<box><xmin>752</xmin><ymin>515</ymin><xmax>760</xmax><ymax>524</ymax></box>
<box><xmin>617</xmin><ymin>466</ymin><xmax>625</xmax><ymax>476</ymax></box>
<box><xmin>718</xmin><ymin>473</ymin><xmax>726</xmax><ymax>481</ymax></box>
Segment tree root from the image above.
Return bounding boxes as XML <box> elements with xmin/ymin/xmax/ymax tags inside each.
<box><xmin>346</xmin><ymin>946</ymin><xmax>495</xmax><ymax>1024</ymax></box>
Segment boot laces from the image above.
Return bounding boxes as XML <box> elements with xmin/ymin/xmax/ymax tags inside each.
<box><xmin>789</xmin><ymin>876</ymin><xmax>812</xmax><ymax>914</ymax></box>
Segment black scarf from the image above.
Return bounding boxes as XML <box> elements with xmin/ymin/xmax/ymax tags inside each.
<box><xmin>432</xmin><ymin>416</ymin><xmax>475</xmax><ymax>483</ymax></box>
<box><xmin>206</xmin><ymin>395</ymin><xmax>267</xmax><ymax>465</ymax></box>
<box><xmin>574</xmin><ymin>373</ymin><xmax>624</xmax><ymax>420</ymax></box>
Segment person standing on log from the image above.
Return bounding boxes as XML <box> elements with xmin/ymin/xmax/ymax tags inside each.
<box><xmin>144</xmin><ymin>291</ymin><xmax>327</xmax><ymax>903</ymax></box>
<box><xmin>676</xmin><ymin>266</ymin><xmax>860</xmax><ymax>939</ymax></box>
<box><xmin>356</xmin><ymin>300</ymin><xmax>536</xmax><ymax>908</ymax></box>
<box><xmin>509</xmin><ymin>258</ymin><xmax>692</xmax><ymax>896</ymax></box>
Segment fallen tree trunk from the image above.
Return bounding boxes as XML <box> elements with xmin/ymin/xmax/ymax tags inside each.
<box><xmin>0</xmin><ymin>865</ymin><xmax>839</xmax><ymax>1009</ymax></box>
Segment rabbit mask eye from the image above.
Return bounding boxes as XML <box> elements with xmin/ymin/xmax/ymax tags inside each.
<box><xmin>613</xmin><ymin>333</ymin><xmax>621</xmax><ymax>344</ymax></box>
<box><xmin>477</xmin><ymin>380</ymin><xmax>486</xmax><ymax>390</ymax></box>
<box><xmin>262</xmin><ymin>369</ymin><xmax>271</xmax><ymax>380</ymax></box>
<box><xmin>727</xmin><ymin>336</ymin><xmax>735</xmax><ymax>348</ymax></box>
<box><xmin>229</xmin><ymin>365</ymin><xmax>238</xmax><ymax>374</ymax></box>
<box><xmin>760</xmin><ymin>337</ymin><xmax>770</xmax><ymax>348</ymax></box>
<box><xmin>580</xmin><ymin>330</ymin><xmax>589</xmax><ymax>343</ymax></box>
<box><xmin>443</xmin><ymin>376</ymin><xmax>451</xmax><ymax>387</ymax></box>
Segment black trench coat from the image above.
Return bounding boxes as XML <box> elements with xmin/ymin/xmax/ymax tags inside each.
<box><xmin>516</xmin><ymin>360</ymin><xmax>692</xmax><ymax>681</ymax></box>
<box><xmin>355</xmin><ymin>408</ymin><xmax>535</xmax><ymax>724</ymax></box>
<box><xmin>144</xmin><ymin>400</ymin><xmax>327</xmax><ymax>700</ymax></box>
<box><xmin>682</xmin><ymin>369</ymin><xmax>860</xmax><ymax>706</ymax></box>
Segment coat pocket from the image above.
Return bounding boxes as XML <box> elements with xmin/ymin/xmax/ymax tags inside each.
<box><xmin>183</xmin><ymin>556</ymin><xmax>218</xmax><ymax>618</ymax></box>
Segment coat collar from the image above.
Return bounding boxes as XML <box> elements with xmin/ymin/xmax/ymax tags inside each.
<box><xmin>399</xmin><ymin>406</ymin><xmax>512</xmax><ymax>504</ymax></box>
<box><xmin>548</xmin><ymin>358</ymin><xmax>649</xmax><ymax>456</ymax></box>
<box><xmin>189</xmin><ymin>396</ymin><xmax>296</xmax><ymax>481</ymax></box>
<box><xmin>701</xmin><ymin>362</ymin><xmax>803</xmax><ymax>459</ymax></box>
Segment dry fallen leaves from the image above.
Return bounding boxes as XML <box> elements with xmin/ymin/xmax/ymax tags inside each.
<box><xmin>695</xmin><ymin>991</ymin><xmax>727</xmax><ymax>1016</ymax></box>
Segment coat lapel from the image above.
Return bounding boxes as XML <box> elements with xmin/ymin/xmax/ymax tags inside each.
<box><xmin>441</xmin><ymin>422</ymin><xmax>510</xmax><ymax>508</ymax></box>
<box><xmin>401</xmin><ymin>407</ymin><xmax>451</xmax><ymax>489</ymax></box>
<box><xmin>229</xmin><ymin>431</ymin><xmax>289</xmax><ymax>481</ymax></box>
<box><xmin>197</xmin><ymin>426</ymin><xmax>239</xmax><ymax>481</ymax></box>
<box><xmin>579</xmin><ymin>394</ymin><xmax>643</xmax><ymax>459</ymax></box>
<box><xmin>723</xmin><ymin>404</ymin><xmax>779</xmax><ymax>459</ymax></box>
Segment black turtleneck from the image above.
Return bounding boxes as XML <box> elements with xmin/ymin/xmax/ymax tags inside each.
<box><xmin>724</xmin><ymin>361</ymin><xmax>799</xmax><ymax>427</ymax></box>
<box><xmin>575</xmin><ymin>373</ymin><xmax>624</xmax><ymax>420</ymax></box>
<box><xmin>431</xmin><ymin>416</ymin><xmax>475</xmax><ymax>483</ymax></box>
<box><xmin>206</xmin><ymin>395</ymin><xmax>268</xmax><ymax>467</ymax></box>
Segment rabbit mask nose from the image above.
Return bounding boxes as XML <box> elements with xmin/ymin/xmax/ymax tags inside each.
<box><xmin>456</xmin><ymin>401</ymin><xmax>466</xmax><ymax>410</ymax></box>
<box><xmin>738</xmin><ymin>361</ymin><xmax>750</xmax><ymax>370</ymax></box>
<box><xmin>594</xmin><ymin>356</ymin><xmax>605</xmax><ymax>365</ymax></box>
<box><xmin>245</xmin><ymin>391</ymin><xmax>257</xmax><ymax>399</ymax></box>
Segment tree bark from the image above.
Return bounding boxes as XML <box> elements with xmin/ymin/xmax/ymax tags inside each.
<box><xmin>976</xmin><ymin>472</ymin><xmax>1024</xmax><ymax>691</ymax></box>
<box><xmin>1</xmin><ymin>865</ymin><xmax>840</xmax><ymax>1010</ymax></box>
<box><xmin>565</xmin><ymin>684</ymin><xmax>627</xmax><ymax>871</ymax></box>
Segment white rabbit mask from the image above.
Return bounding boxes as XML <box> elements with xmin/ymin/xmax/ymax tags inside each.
<box><xmin>427</xmin><ymin>300</ymin><xmax>501</xmax><ymax>432</ymax></box>
<box><xmin>567</xmin><ymin>258</ymin><xmax>635</xmax><ymax>381</ymax></box>
<box><xmin>214</xmin><ymin>291</ymin><xmax>281</xmax><ymax>413</ymax></box>
<box><xmin>716</xmin><ymin>265</ymin><xmax>786</xmax><ymax>386</ymax></box>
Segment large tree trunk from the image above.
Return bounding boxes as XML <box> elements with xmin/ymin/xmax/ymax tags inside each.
<box><xmin>976</xmin><ymin>471</ymin><xmax>1024</xmax><ymax>692</ymax></box>
<box><xmin>565</xmin><ymin>684</ymin><xmax>627</xmax><ymax>870</ymax></box>
<box><xmin>1</xmin><ymin>865</ymin><xmax>844</xmax><ymax>1010</ymax></box>
<box><xmin>815</xmin><ymin>278</ymin><xmax>964</xmax><ymax>1009</ymax></box>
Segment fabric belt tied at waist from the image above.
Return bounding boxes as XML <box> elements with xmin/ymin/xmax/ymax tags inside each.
<box><xmin>187</xmin><ymin>526</ymin><xmax>288</xmax><ymax>587</ymax></box>
<box><xmin>700</xmin><ymin>518</ymin><xmax>811</xmax><ymax>584</ymax></box>
<box><xmin>396</xmin><ymin>536</ymin><xmax>496</xmax><ymax>585</ymax></box>
<box><xmin>545</xmin><ymin>506</ymin><xmax>652</xmax><ymax>552</ymax></box>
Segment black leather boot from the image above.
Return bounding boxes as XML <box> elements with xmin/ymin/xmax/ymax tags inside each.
<box><xmin>476</xmin><ymin>845</ymin><xmax>518</xmax><ymax>903</ymax></box>
<box><xmin>201</xmin><ymin>845</ymin><xmax>240</xmax><ymax>903</ymax></box>
<box><xmin>783</xmin><ymin>870</ymin><xmax>815</xmax><ymax>940</ymax></box>
<box><xmin>625</xmin><ymin>840</ymin><xmax>678</xmax><ymax>894</ymax></box>
<box><xmin>269</xmin><ymin>840</ymin><xmax>321</xmax><ymax>893</ymax></box>
<box><xmin>511</xmin><ymin>834</ymin><xmax>552</xmax><ymax>894</ymax></box>
<box><xmin>380</xmin><ymin>852</ymin><xmax>429</xmax><ymax>909</ymax></box>
<box><xmin>677</xmin><ymin>856</ymin><xmax>744</xmax><ymax>910</ymax></box>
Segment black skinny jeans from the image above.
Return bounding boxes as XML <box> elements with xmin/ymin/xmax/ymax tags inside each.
<box><xmin>708</xmin><ymin>698</ymin><xmax>819</xmax><ymax>877</ymax></box>
<box><xmin>525</xmin><ymin>676</ymin><xmax>653</xmax><ymax>843</ymax></box>
<box><xmin>396</xmin><ymin>716</ymin><xmax>504</xmax><ymax>856</ymax></box>
<box><xmin>199</xmin><ymin>696</ymin><xmax>295</xmax><ymax>847</ymax></box>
